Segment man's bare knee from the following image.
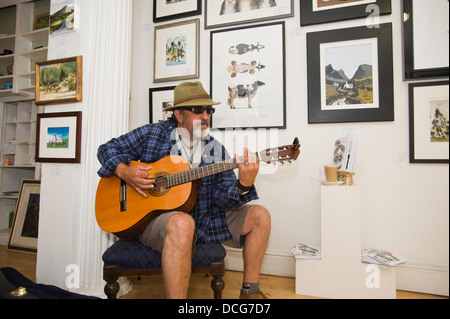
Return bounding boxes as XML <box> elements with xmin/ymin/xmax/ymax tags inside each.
<box><xmin>250</xmin><ymin>205</ymin><xmax>271</xmax><ymax>228</ymax></box>
<box><xmin>166</xmin><ymin>213</ymin><xmax>195</xmax><ymax>246</ymax></box>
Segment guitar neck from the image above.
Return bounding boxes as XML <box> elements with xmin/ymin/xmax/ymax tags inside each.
<box><xmin>167</xmin><ymin>158</ymin><xmax>238</xmax><ymax>188</ymax></box>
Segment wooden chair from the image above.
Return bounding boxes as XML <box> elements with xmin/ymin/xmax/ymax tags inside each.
<box><xmin>102</xmin><ymin>238</ymin><xmax>226</xmax><ymax>299</ymax></box>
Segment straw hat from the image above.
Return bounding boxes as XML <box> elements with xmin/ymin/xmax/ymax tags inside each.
<box><xmin>164</xmin><ymin>81</ymin><xmax>220</xmax><ymax>111</ymax></box>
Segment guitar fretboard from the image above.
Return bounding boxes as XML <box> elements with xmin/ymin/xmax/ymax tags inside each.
<box><xmin>166</xmin><ymin>159</ymin><xmax>238</xmax><ymax>187</ymax></box>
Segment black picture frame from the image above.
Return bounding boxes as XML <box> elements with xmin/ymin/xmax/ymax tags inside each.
<box><xmin>307</xmin><ymin>23</ymin><xmax>394</xmax><ymax>124</ymax></box>
<box><xmin>300</xmin><ymin>0</ymin><xmax>392</xmax><ymax>26</ymax></box>
<box><xmin>205</xmin><ymin>0</ymin><xmax>294</xmax><ymax>30</ymax></box>
<box><xmin>153</xmin><ymin>0</ymin><xmax>202</xmax><ymax>23</ymax></box>
<box><xmin>149</xmin><ymin>86</ymin><xmax>176</xmax><ymax>123</ymax></box>
<box><xmin>409</xmin><ymin>81</ymin><xmax>449</xmax><ymax>164</ymax></box>
<box><xmin>210</xmin><ymin>22</ymin><xmax>286</xmax><ymax>130</ymax></box>
<box><xmin>403</xmin><ymin>0</ymin><xmax>449</xmax><ymax>79</ymax></box>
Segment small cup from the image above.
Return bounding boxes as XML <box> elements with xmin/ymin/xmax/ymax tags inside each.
<box><xmin>324</xmin><ymin>165</ymin><xmax>338</xmax><ymax>182</ymax></box>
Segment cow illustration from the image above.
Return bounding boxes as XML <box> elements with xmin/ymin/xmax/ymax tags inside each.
<box><xmin>227</xmin><ymin>61</ymin><xmax>265</xmax><ymax>78</ymax></box>
<box><xmin>229</xmin><ymin>42</ymin><xmax>265</xmax><ymax>55</ymax></box>
<box><xmin>227</xmin><ymin>81</ymin><xmax>265</xmax><ymax>109</ymax></box>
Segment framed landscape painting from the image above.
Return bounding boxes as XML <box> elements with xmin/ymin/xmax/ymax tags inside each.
<box><xmin>307</xmin><ymin>23</ymin><xmax>394</xmax><ymax>123</ymax></box>
<box><xmin>35</xmin><ymin>56</ymin><xmax>82</xmax><ymax>105</ymax></box>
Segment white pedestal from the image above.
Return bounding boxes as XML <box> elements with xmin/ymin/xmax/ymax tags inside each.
<box><xmin>296</xmin><ymin>186</ymin><xmax>396</xmax><ymax>299</ymax></box>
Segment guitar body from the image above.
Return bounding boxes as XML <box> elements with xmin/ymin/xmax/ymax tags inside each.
<box><xmin>95</xmin><ymin>156</ymin><xmax>197</xmax><ymax>238</ymax></box>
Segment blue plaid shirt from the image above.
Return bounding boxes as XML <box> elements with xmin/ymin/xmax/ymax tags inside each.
<box><xmin>97</xmin><ymin>119</ymin><xmax>258</xmax><ymax>243</ymax></box>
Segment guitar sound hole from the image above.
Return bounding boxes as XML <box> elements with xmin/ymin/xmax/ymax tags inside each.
<box><xmin>148</xmin><ymin>173</ymin><xmax>170</xmax><ymax>197</ymax></box>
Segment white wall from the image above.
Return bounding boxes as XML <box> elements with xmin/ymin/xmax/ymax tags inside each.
<box><xmin>130</xmin><ymin>1</ymin><xmax>449</xmax><ymax>295</ymax></box>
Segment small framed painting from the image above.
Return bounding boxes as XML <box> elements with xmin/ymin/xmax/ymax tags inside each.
<box><xmin>153</xmin><ymin>0</ymin><xmax>202</xmax><ymax>23</ymax></box>
<box><xmin>35</xmin><ymin>56</ymin><xmax>82</xmax><ymax>105</ymax></box>
<box><xmin>153</xmin><ymin>19</ymin><xmax>200</xmax><ymax>83</ymax></box>
<box><xmin>35</xmin><ymin>111</ymin><xmax>82</xmax><ymax>163</ymax></box>
<box><xmin>409</xmin><ymin>81</ymin><xmax>449</xmax><ymax>164</ymax></box>
<box><xmin>8</xmin><ymin>180</ymin><xmax>40</xmax><ymax>253</ymax></box>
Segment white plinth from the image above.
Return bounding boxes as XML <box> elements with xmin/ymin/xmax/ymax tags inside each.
<box><xmin>295</xmin><ymin>186</ymin><xmax>396</xmax><ymax>299</ymax></box>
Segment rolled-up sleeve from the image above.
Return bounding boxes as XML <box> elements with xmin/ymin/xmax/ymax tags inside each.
<box><xmin>97</xmin><ymin>125</ymin><xmax>152</xmax><ymax>177</ymax></box>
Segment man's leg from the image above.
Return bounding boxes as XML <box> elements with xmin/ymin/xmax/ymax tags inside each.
<box><xmin>240</xmin><ymin>205</ymin><xmax>271</xmax><ymax>291</ymax></box>
<box><xmin>139</xmin><ymin>212</ymin><xmax>196</xmax><ymax>299</ymax></box>
<box><xmin>161</xmin><ymin>213</ymin><xmax>196</xmax><ymax>299</ymax></box>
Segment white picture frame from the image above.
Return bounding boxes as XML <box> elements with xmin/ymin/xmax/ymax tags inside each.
<box><xmin>210</xmin><ymin>22</ymin><xmax>286</xmax><ymax>129</ymax></box>
<box><xmin>153</xmin><ymin>19</ymin><xmax>200</xmax><ymax>83</ymax></box>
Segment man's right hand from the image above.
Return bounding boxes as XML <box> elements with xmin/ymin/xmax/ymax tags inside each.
<box><xmin>114</xmin><ymin>163</ymin><xmax>155</xmax><ymax>198</ymax></box>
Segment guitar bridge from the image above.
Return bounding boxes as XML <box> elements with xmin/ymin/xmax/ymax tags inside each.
<box><xmin>120</xmin><ymin>180</ymin><xmax>127</xmax><ymax>212</ymax></box>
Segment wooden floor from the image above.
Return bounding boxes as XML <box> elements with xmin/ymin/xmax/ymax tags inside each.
<box><xmin>1</xmin><ymin>246</ymin><xmax>447</xmax><ymax>299</ymax></box>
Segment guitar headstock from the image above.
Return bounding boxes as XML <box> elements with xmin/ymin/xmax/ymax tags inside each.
<box><xmin>258</xmin><ymin>138</ymin><xmax>301</xmax><ymax>166</ymax></box>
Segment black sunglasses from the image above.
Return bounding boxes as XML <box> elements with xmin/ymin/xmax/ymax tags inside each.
<box><xmin>181</xmin><ymin>106</ymin><xmax>216</xmax><ymax>115</ymax></box>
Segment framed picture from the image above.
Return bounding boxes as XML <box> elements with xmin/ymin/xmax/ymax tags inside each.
<box><xmin>35</xmin><ymin>56</ymin><xmax>82</xmax><ymax>105</ymax></box>
<box><xmin>49</xmin><ymin>0</ymin><xmax>75</xmax><ymax>34</ymax></box>
<box><xmin>403</xmin><ymin>0</ymin><xmax>449</xmax><ymax>79</ymax></box>
<box><xmin>8</xmin><ymin>180</ymin><xmax>40</xmax><ymax>253</ymax></box>
<box><xmin>205</xmin><ymin>0</ymin><xmax>294</xmax><ymax>29</ymax></box>
<box><xmin>153</xmin><ymin>19</ymin><xmax>200</xmax><ymax>83</ymax></box>
<box><xmin>153</xmin><ymin>0</ymin><xmax>202</xmax><ymax>23</ymax></box>
<box><xmin>210</xmin><ymin>22</ymin><xmax>286</xmax><ymax>129</ymax></box>
<box><xmin>35</xmin><ymin>111</ymin><xmax>82</xmax><ymax>163</ymax></box>
<box><xmin>300</xmin><ymin>0</ymin><xmax>391</xmax><ymax>26</ymax></box>
<box><xmin>409</xmin><ymin>81</ymin><xmax>449</xmax><ymax>164</ymax></box>
<box><xmin>149</xmin><ymin>86</ymin><xmax>176</xmax><ymax>123</ymax></box>
<box><xmin>307</xmin><ymin>23</ymin><xmax>394</xmax><ymax>124</ymax></box>
<box><xmin>33</xmin><ymin>12</ymin><xmax>50</xmax><ymax>30</ymax></box>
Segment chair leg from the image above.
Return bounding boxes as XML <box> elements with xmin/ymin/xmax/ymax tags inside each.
<box><xmin>103</xmin><ymin>266</ymin><xmax>120</xmax><ymax>299</ymax></box>
<box><xmin>210</xmin><ymin>262</ymin><xmax>225</xmax><ymax>299</ymax></box>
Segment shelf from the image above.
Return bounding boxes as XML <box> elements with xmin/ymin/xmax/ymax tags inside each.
<box><xmin>0</xmin><ymin>89</ymin><xmax>14</xmax><ymax>97</ymax></box>
<box><xmin>0</xmin><ymin>54</ymin><xmax>14</xmax><ymax>64</ymax></box>
<box><xmin>20</xmin><ymin>27</ymin><xmax>49</xmax><ymax>41</ymax></box>
<box><xmin>19</xmin><ymin>46</ymin><xmax>47</xmax><ymax>60</ymax></box>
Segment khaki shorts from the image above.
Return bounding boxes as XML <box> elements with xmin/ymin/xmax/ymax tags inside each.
<box><xmin>138</xmin><ymin>205</ymin><xmax>251</xmax><ymax>253</ymax></box>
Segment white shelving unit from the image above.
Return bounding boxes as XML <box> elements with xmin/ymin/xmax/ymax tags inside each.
<box><xmin>0</xmin><ymin>100</ymin><xmax>41</xmax><ymax>245</ymax></box>
<box><xmin>0</xmin><ymin>0</ymin><xmax>50</xmax><ymax>102</ymax></box>
<box><xmin>0</xmin><ymin>0</ymin><xmax>48</xmax><ymax>245</ymax></box>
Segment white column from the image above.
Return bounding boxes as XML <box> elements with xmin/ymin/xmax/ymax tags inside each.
<box><xmin>77</xmin><ymin>0</ymin><xmax>132</xmax><ymax>292</ymax></box>
<box><xmin>36</xmin><ymin>0</ymin><xmax>132</xmax><ymax>296</ymax></box>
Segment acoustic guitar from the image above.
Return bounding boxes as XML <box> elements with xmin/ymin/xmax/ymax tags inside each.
<box><xmin>95</xmin><ymin>138</ymin><xmax>301</xmax><ymax>238</ymax></box>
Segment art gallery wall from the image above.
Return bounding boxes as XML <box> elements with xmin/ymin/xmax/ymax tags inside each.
<box><xmin>130</xmin><ymin>1</ymin><xmax>448</xmax><ymax>295</ymax></box>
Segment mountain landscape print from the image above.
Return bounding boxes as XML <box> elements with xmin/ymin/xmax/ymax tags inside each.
<box><xmin>323</xmin><ymin>41</ymin><xmax>376</xmax><ymax>108</ymax></box>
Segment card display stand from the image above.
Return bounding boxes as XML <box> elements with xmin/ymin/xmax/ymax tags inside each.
<box><xmin>295</xmin><ymin>186</ymin><xmax>396</xmax><ymax>299</ymax></box>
